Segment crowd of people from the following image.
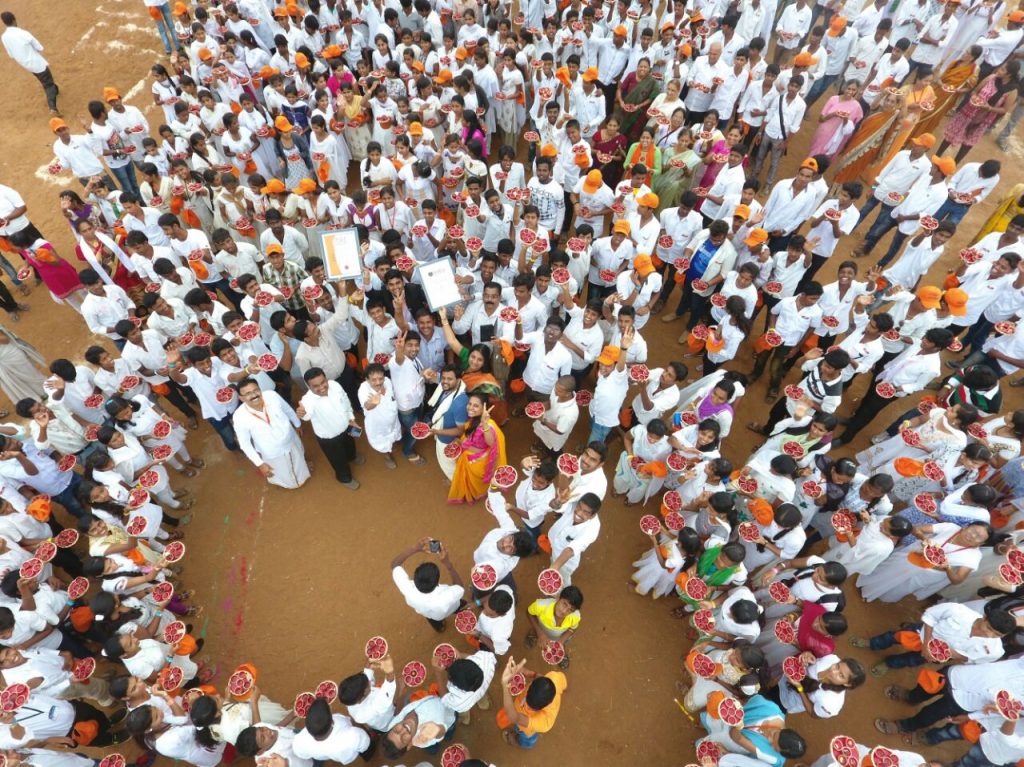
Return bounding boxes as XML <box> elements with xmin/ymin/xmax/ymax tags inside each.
<box><xmin>0</xmin><ymin>0</ymin><xmax>1022</xmax><ymax>765</ymax></box>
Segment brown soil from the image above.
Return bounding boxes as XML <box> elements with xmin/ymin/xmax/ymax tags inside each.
<box><xmin>0</xmin><ymin>1</ymin><xmax>1019</xmax><ymax>764</ymax></box>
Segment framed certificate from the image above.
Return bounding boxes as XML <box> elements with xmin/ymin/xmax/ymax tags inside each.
<box><xmin>320</xmin><ymin>227</ymin><xmax>362</xmax><ymax>280</ymax></box>
<box><xmin>414</xmin><ymin>257</ymin><xmax>463</xmax><ymax>312</ymax></box>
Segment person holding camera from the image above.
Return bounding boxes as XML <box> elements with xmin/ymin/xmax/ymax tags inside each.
<box><xmin>391</xmin><ymin>537</ymin><xmax>466</xmax><ymax>632</ymax></box>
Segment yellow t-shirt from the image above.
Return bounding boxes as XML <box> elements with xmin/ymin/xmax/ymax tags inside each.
<box><xmin>527</xmin><ymin>598</ymin><xmax>581</xmax><ymax>635</ymax></box>
<box><xmin>516</xmin><ymin>671</ymin><xmax>568</xmax><ymax>736</ymax></box>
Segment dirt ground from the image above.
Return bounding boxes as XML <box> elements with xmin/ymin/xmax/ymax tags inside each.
<box><xmin>0</xmin><ymin>1</ymin><xmax>1022</xmax><ymax>765</ymax></box>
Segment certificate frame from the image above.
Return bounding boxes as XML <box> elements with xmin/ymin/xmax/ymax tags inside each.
<box><xmin>414</xmin><ymin>257</ymin><xmax>463</xmax><ymax>312</ymax></box>
<box><xmin>320</xmin><ymin>227</ymin><xmax>362</xmax><ymax>280</ymax></box>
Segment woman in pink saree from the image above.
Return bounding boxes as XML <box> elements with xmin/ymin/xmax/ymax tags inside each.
<box><xmin>694</xmin><ymin>122</ymin><xmax>742</xmax><ymax>190</ymax></box>
<box><xmin>808</xmin><ymin>80</ymin><xmax>864</xmax><ymax>159</ymax></box>
<box><xmin>447</xmin><ymin>391</ymin><xmax>507</xmax><ymax>505</ymax></box>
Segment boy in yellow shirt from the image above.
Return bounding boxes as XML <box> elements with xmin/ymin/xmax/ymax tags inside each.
<box><xmin>496</xmin><ymin>656</ymin><xmax>568</xmax><ymax>748</ymax></box>
<box><xmin>525</xmin><ymin>585</ymin><xmax>583</xmax><ymax>670</ymax></box>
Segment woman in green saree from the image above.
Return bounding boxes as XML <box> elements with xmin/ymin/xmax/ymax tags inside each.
<box><xmin>652</xmin><ymin>130</ymin><xmax>700</xmax><ymax>213</ymax></box>
<box><xmin>671</xmin><ymin>541</ymin><xmax>747</xmax><ymax>618</ymax></box>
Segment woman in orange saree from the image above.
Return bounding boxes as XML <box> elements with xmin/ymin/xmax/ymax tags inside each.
<box><xmin>911</xmin><ymin>51</ymin><xmax>981</xmax><ymax>140</ymax></box>
<box><xmin>831</xmin><ymin>91</ymin><xmax>903</xmax><ymax>186</ymax></box>
<box><xmin>447</xmin><ymin>392</ymin><xmax>507</xmax><ymax>505</ymax></box>
<box><xmin>864</xmin><ymin>75</ymin><xmax>937</xmax><ymax>183</ymax></box>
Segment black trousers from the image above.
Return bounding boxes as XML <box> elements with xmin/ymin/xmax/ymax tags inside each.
<box><xmin>839</xmin><ymin>386</ymin><xmax>896</xmax><ymax>443</ymax></box>
<box><xmin>0</xmin><ymin>280</ymin><xmax>18</xmax><ymax>312</ymax></box>
<box><xmin>33</xmin><ymin>68</ymin><xmax>59</xmax><ymax>111</ymax></box>
<box><xmin>898</xmin><ymin>683</ymin><xmax>965</xmax><ymax>732</ymax></box>
<box><xmin>162</xmin><ymin>378</ymin><xmax>198</xmax><ymax>420</ymax></box>
<box><xmin>317</xmin><ymin>431</ymin><xmax>357</xmax><ymax>483</ymax></box>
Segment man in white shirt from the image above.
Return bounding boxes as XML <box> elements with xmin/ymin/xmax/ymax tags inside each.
<box><xmin>855</xmin><ymin>602</ymin><xmax>1011</xmax><ymax>670</ymax></box>
<box><xmin>836</xmin><ymin>326</ymin><xmax>953</xmax><ymax>445</ymax></box>
<box><xmin>388</xmin><ymin>330</ymin><xmax>429</xmax><ymax>465</ymax></box>
<box><xmin>293</xmin><ymin>699</ymin><xmax>371</xmax><ymax>764</ymax></box>
<box><xmin>0</xmin><ymin>183</ymin><xmax>43</xmax><ymax>250</ymax></box>
<box><xmin>931</xmin><ymin>159</ymin><xmax>1001</xmax><ymax>226</ymax></box>
<box><xmin>0</xmin><ymin>12</ymin><xmax>58</xmax><ymax>113</ymax></box>
<box><xmin>79</xmin><ymin>268</ymin><xmax>135</xmax><ymax>348</ymax></box>
<box><xmin>906</xmin><ymin>2</ymin><xmax>958</xmax><ymax>80</ymax></box>
<box><xmin>49</xmin><ymin>118</ymin><xmax>110</xmax><ymax>187</ymax></box>
<box><xmin>854</xmin><ymin>135</ymin><xmax>934</xmax><ymax>235</ymax></box>
<box><xmin>751</xmin><ymin>75</ymin><xmax>806</xmax><ymax>186</ymax></box>
<box><xmin>805</xmin><ymin>15</ymin><xmax>857</xmax><ymax>106</ymax></box>
<box><xmin>297</xmin><ymin>367</ymin><xmax>361</xmax><ymax>490</ymax></box>
<box><xmin>860</xmin><ymin>154</ymin><xmax>953</xmax><ymax>267</ymax></box>
<box><xmin>685</xmin><ymin>43</ymin><xmax>729</xmax><ymax>122</ymax></box>
<box><xmin>750</xmin><ymin>283</ymin><xmax>824</xmax><ymax>397</ymax></box>
<box><xmin>390</xmin><ymin>537</ymin><xmax>465</xmax><ymax>631</ymax></box>
<box><xmin>978</xmin><ymin>10</ymin><xmax>1024</xmax><ymax>78</ymax></box>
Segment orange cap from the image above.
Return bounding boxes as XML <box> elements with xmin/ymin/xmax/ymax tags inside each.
<box><xmin>322</xmin><ymin>45</ymin><xmax>343</xmax><ymax>59</ymax></box>
<box><xmin>744</xmin><ymin>228</ymin><xmax>769</xmax><ymax>246</ymax></box>
<box><xmin>943</xmin><ymin>287</ymin><xmax>968</xmax><ymax>315</ymax></box>
<box><xmin>102</xmin><ymin>87</ymin><xmax>120</xmax><ymax>102</ymax></box>
<box><xmin>274</xmin><ymin>115</ymin><xmax>293</xmax><ymax>133</ymax></box>
<box><xmin>799</xmin><ymin>157</ymin><xmax>819</xmax><ymax>172</ymax></box>
<box><xmin>540</xmin><ymin>143</ymin><xmax>558</xmax><ymax>157</ymax></box>
<box><xmin>613</xmin><ymin>220</ymin><xmax>631</xmax><ymax>235</ymax></box>
<box><xmin>634</xmin><ymin>254</ymin><xmax>655</xmax><ymax>276</ymax></box>
<box><xmin>613</xmin><ymin>24</ymin><xmax>628</xmax><ymax>36</ymax></box>
<box><xmin>198</xmin><ymin>47</ymin><xmax>214</xmax><ymax>61</ymax></box>
<box><xmin>258</xmin><ymin>65</ymin><xmax>278</xmax><ymax>79</ymax></box>
<box><xmin>49</xmin><ymin>117</ymin><xmax>67</xmax><ymax>133</ymax></box>
<box><xmin>292</xmin><ymin>178</ymin><xmax>317</xmax><ymax>195</ymax></box>
<box><xmin>733</xmin><ymin>203</ymin><xmax>751</xmax><ymax>220</ymax></box>
<box><xmin>931</xmin><ymin>155</ymin><xmax>956</xmax><ymax>176</ymax></box>
<box><xmin>408</xmin><ymin>121</ymin><xmax>424</xmax><ymax>135</ymax></box>
<box><xmin>261</xmin><ymin>179</ymin><xmax>287</xmax><ymax>194</ymax></box>
<box><xmin>638</xmin><ymin>192</ymin><xmax>659</xmax><ymax>209</ymax></box>
<box><xmin>295</xmin><ymin>52</ymin><xmax>310</xmax><ymax>69</ymax></box>
<box><xmin>266</xmin><ymin>243</ymin><xmax>285</xmax><ymax>255</ymax></box>
<box><xmin>273</xmin><ymin>6</ymin><xmax>289</xmax><ymax>17</ymax></box>
<box><xmin>1010</xmin><ymin>9</ymin><xmax>1024</xmax><ymax>22</ymax></box>
<box><xmin>793</xmin><ymin>52</ymin><xmax>817</xmax><ymax>67</ymax></box>
<box><xmin>911</xmin><ymin>132</ymin><xmax>936</xmax><ymax>148</ymax></box>
<box><xmin>434</xmin><ymin>69</ymin><xmax>453</xmax><ymax>84</ymax></box>
<box><xmin>173</xmin><ymin>2</ymin><xmax>189</xmax><ymax>16</ymax></box>
<box><xmin>596</xmin><ymin>346</ymin><xmax>621</xmax><ymax>365</ymax></box>
<box><xmin>583</xmin><ymin>169</ymin><xmax>603</xmax><ymax>193</ymax></box>
<box><xmin>916</xmin><ymin>285</ymin><xmax>942</xmax><ymax>309</ymax></box>
<box><xmin>827</xmin><ymin>15</ymin><xmax>847</xmax><ymax>36</ymax></box>
<box><xmin>455</xmin><ymin>46</ymin><xmax>468</xmax><ymax>60</ymax></box>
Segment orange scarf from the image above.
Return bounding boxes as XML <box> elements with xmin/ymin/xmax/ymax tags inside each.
<box><xmin>629</xmin><ymin>142</ymin><xmax>656</xmax><ymax>185</ymax></box>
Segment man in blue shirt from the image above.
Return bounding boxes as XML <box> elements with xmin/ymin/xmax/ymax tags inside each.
<box><xmin>427</xmin><ymin>364</ymin><xmax>469</xmax><ymax>480</ymax></box>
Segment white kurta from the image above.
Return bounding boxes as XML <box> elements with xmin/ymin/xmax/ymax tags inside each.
<box><xmin>232</xmin><ymin>390</ymin><xmax>310</xmax><ymax>489</ymax></box>
<box><xmin>358</xmin><ymin>379</ymin><xmax>401</xmax><ymax>454</ymax></box>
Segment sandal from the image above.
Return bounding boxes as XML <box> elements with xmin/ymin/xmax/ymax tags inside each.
<box><xmin>848</xmin><ymin>636</ymin><xmax>869</xmax><ymax>648</ymax></box>
<box><xmin>746</xmin><ymin>422</ymin><xmax>765</xmax><ymax>434</ymax></box>
<box><xmin>180</xmin><ymin>467</ymin><xmax>198</xmax><ymax>478</ymax></box>
<box><xmin>874</xmin><ymin>718</ymin><xmax>901</xmax><ymax>736</ymax></box>
<box><xmin>501</xmin><ymin>729</ymin><xmax>518</xmax><ymax>747</ymax></box>
<box><xmin>185</xmin><ymin>605</ymin><xmax>204</xmax><ymax>617</ymax></box>
<box><xmin>871</xmin><ymin>662</ymin><xmax>889</xmax><ymax>677</ymax></box>
<box><xmin>670</xmin><ymin>605</ymin><xmax>691</xmax><ymax>619</ymax></box>
<box><xmin>764</xmin><ymin>388</ymin><xmax>779</xmax><ymax>403</ymax></box>
<box><xmin>178</xmin><ymin>589</ymin><xmax>196</xmax><ymax>600</ymax></box>
<box><xmin>884</xmin><ymin>685</ymin><xmax>908</xmax><ymax>703</ymax></box>
<box><xmin>187</xmin><ymin>418</ymin><xmax>199</xmax><ymax>430</ymax></box>
<box><xmin>524</xmin><ymin>630</ymin><xmax>538</xmax><ymax>648</ymax></box>
<box><xmin>190</xmin><ymin>458</ymin><xmax>205</xmax><ymax>468</ymax></box>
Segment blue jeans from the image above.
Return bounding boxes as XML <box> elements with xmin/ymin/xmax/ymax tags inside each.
<box><xmin>150</xmin><ymin>2</ymin><xmax>178</xmax><ymax>54</ymax></box>
<box><xmin>952</xmin><ymin>744</ymin><xmax>997</xmax><ymax>767</ymax></box>
<box><xmin>397</xmin><ymin>408</ymin><xmax>421</xmax><ymax>458</ymax></box>
<box><xmin>805</xmin><ymin>73</ymin><xmax>838</xmax><ymax>107</ymax></box>
<box><xmin>0</xmin><ymin>254</ymin><xmax>23</xmax><ymax>287</ymax></box>
<box><xmin>933</xmin><ymin>198</ymin><xmax>971</xmax><ymax>226</ymax></box>
<box><xmin>52</xmin><ymin>473</ymin><xmax>85</xmax><ymax>519</ymax></box>
<box><xmin>587</xmin><ymin>421</ymin><xmax>613</xmax><ymax>446</ymax></box>
<box><xmin>511</xmin><ymin>725</ymin><xmax>540</xmax><ymax>748</ymax></box>
<box><xmin>207</xmin><ymin>414</ymin><xmax>240</xmax><ymax>451</ymax></box>
<box><xmin>869</xmin><ymin>623</ymin><xmax>926</xmax><ymax>667</ymax></box>
<box><xmin>963</xmin><ymin>318</ymin><xmax>995</xmax><ymax>355</ymax></box>
<box><xmin>854</xmin><ymin>197</ymin><xmax>893</xmax><ymax>233</ymax></box>
<box><xmin>110</xmin><ymin>164</ymin><xmax>141</xmax><ymax>198</ymax></box>
<box><xmin>863</xmin><ymin>209</ymin><xmax>907</xmax><ymax>266</ymax></box>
